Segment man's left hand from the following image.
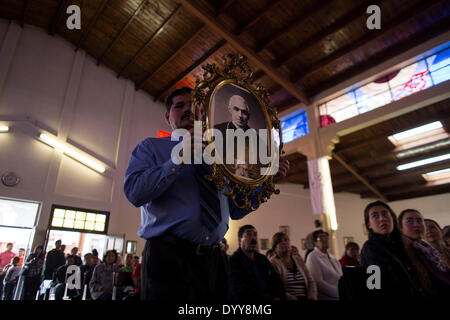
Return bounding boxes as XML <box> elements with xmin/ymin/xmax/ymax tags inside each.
<box><xmin>273</xmin><ymin>159</ymin><xmax>289</xmax><ymax>184</ymax></box>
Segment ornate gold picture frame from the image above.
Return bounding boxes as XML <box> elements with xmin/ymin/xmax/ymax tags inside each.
<box><xmin>192</xmin><ymin>52</ymin><xmax>283</xmax><ymax>211</ymax></box>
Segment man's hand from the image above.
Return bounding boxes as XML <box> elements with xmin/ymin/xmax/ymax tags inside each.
<box><xmin>273</xmin><ymin>159</ymin><xmax>290</xmax><ymax>184</ymax></box>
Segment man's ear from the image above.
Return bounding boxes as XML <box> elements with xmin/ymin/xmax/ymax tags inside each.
<box><xmin>165</xmin><ymin>111</ymin><xmax>170</xmax><ymax>126</ymax></box>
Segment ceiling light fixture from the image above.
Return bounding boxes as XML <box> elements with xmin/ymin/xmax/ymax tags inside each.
<box><xmin>397</xmin><ymin>153</ymin><xmax>450</xmax><ymax>171</ymax></box>
<box><xmin>0</xmin><ymin>126</ymin><xmax>9</xmax><ymax>132</ymax></box>
<box><xmin>390</xmin><ymin>121</ymin><xmax>443</xmax><ymax>143</ymax></box>
<box><xmin>40</xmin><ymin>134</ymin><xmax>106</xmax><ymax>173</ymax></box>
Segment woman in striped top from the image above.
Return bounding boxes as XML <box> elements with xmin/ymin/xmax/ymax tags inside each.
<box><xmin>269</xmin><ymin>232</ymin><xmax>317</xmax><ymax>300</ymax></box>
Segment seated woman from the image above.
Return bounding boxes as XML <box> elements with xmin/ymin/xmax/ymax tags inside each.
<box><xmin>305</xmin><ymin>230</ymin><xmax>342</xmax><ymax>300</ymax></box>
<box><xmin>339</xmin><ymin>242</ymin><xmax>360</xmax><ymax>267</ymax></box>
<box><xmin>89</xmin><ymin>250</ymin><xmax>120</xmax><ymax>300</ymax></box>
<box><xmin>269</xmin><ymin>232</ymin><xmax>317</xmax><ymax>300</ymax></box>
<box><xmin>398</xmin><ymin>209</ymin><xmax>450</xmax><ymax>297</ymax></box>
<box><xmin>424</xmin><ymin>218</ymin><xmax>450</xmax><ymax>267</ymax></box>
<box><xmin>360</xmin><ymin>201</ymin><xmax>422</xmax><ymax>298</ymax></box>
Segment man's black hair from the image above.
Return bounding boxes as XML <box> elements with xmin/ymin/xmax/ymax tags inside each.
<box><xmin>238</xmin><ymin>224</ymin><xmax>256</xmax><ymax>240</ymax></box>
<box><xmin>164</xmin><ymin>87</ymin><xmax>192</xmax><ymax>112</ymax></box>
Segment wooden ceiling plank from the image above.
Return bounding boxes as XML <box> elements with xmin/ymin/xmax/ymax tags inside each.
<box><xmin>75</xmin><ymin>0</ymin><xmax>108</xmax><ymax>50</ymax></box>
<box><xmin>137</xmin><ymin>0</ymin><xmax>238</xmax><ymax>89</ymax></box>
<box><xmin>333</xmin><ymin>152</ymin><xmax>388</xmax><ymax>201</ymax></box>
<box><xmin>301</xmin><ymin>0</ymin><xmax>442</xmax><ymax>86</ymax></box>
<box><xmin>48</xmin><ymin>0</ymin><xmax>69</xmax><ymax>35</ymax></box>
<box><xmin>236</xmin><ymin>0</ymin><xmax>283</xmax><ymax>34</ymax></box>
<box><xmin>388</xmin><ymin>184</ymin><xmax>450</xmax><ymax>201</ymax></box>
<box><xmin>274</xmin><ymin>0</ymin><xmax>376</xmax><ymax>68</ymax></box>
<box><xmin>154</xmin><ymin>39</ymin><xmax>227</xmax><ymax>100</ymax></box>
<box><xmin>97</xmin><ymin>0</ymin><xmax>149</xmax><ymax>66</ymax></box>
<box><xmin>119</xmin><ymin>4</ymin><xmax>182</xmax><ymax>80</ymax></box>
<box><xmin>180</xmin><ymin>0</ymin><xmax>309</xmax><ymax>106</ymax></box>
<box><xmin>256</xmin><ymin>0</ymin><xmax>333</xmax><ymax>54</ymax></box>
<box><xmin>20</xmin><ymin>0</ymin><xmax>29</xmax><ymax>27</ymax></box>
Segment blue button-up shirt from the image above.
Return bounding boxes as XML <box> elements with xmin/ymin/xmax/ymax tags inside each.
<box><xmin>124</xmin><ymin>137</ymin><xmax>251</xmax><ymax>245</ymax></box>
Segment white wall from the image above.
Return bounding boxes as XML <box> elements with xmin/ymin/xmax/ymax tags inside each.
<box><xmin>0</xmin><ymin>21</ymin><xmax>168</xmax><ymax>256</ymax></box>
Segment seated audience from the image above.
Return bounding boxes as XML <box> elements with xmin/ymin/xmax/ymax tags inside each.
<box><xmin>2</xmin><ymin>256</ymin><xmax>20</xmax><ymax>300</ymax></box>
<box><xmin>304</xmin><ymin>232</ymin><xmax>315</xmax><ymax>262</ymax></box>
<box><xmin>229</xmin><ymin>225</ymin><xmax>285</xmax><ymax>301</ymax></box>
<box><xmin>398</xmin><ymin>209</ymin><xmax>450</xmax><ymax>297</ymax></box>
<box><xmin>132</xmin><ymin>258</ymin><xmax>141</xmax><ymax>297</ymax></box>
<box><xmin>22</xmin><ymin>245</ymin><xmax>45</xmax><ymax>300</ymax></box>
<box><xmin>80</xmin><ymin>253</ymin><xmax>96</xmax><ymax>300</ymax></box>
<box><xmin>360</xmin><ymin>201</ymin><xmax>423</xmax><ymax>298</ymax></box>
<box><xmin>265</xmin><ymin>249</ymin><xmax>275</xmax><ymax>260</ymax></box>
<box><xmin>54</xmin><ymin>255</ymin><xmax>81</xmax><ymax>300</ymax></box>
<box><xmin>221</xmin><ymin>238</ymin><xmax>231</xmax><ymax>260</ymax></box>
<box><xmin>339</xmin><ymin>242</ymin><xmax>360</xmax><ymax>267</ymax></box>
<box><xmin>305</xmin><ymin>230</ymin><xmax>342</xmax><ymax>300</ymax></box>
<box><xmin>92</xmin><ymin>249</ymin><xmax>101</xmax><ymax>265</ymax></box>
<box><xmin>424</xmin><ymin>219</ymin><xmax>450</xmax><ymax>267</ymax></box>
<box><xmin>120</xmin><ymin>253</ymin><xmax>135</xmax><ymax>273</ymax></box>
<box><xmin>270</xmin><ymin>232</ymin><xmax>317</xmax><ymax>300</ymax></box>
<box><xmin>89</xmin><ymin>250</ymin><xmax>120</xmax><ymax>300</ymax></box>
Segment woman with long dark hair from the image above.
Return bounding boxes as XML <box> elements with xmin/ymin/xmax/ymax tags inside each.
<box><xmin>360</xmin><ymin>201</ymin><xmax>422</xmax><ymax>298</ymax></box>
<box><xmin>398</xmin><ymin>209</ymin><xmax>450</xmax><ymax>298</ymax></box>
<box><xmin>22</xmin><ymin>245</ymin><xmax>45</xmax><ymax>300</ymax></box>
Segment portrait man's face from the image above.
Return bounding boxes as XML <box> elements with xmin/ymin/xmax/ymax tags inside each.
<box><xmin>228</xmin><ymin>95</ymin><xmax>250</xmax><ymax>129</ymax></box>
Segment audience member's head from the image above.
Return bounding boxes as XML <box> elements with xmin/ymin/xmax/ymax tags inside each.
<box><xmin>399</xmin><ymin>209</ymin><xmax>425</xmax><ymax>241</ymax></box>
<box><xmin>104</xmin><ymin>250</ymin><xmax>118</xmax><ymax>265</ymax></box>
<box><xmin>60</xmin><ymin>244</ymin><xmax>66</xmax><ymax>253</ymax></box>
<box><xmin>34</xmin><ymin>245</ymin><xmax>44</xmax><ymax>256</ymax></box>
<box><xmin>84</xmin><ymin>253</ymin><xmax>94</xmax><ymax>266</ymax></box>
<box><xmin>291</xmin><ymin>245</ymin><xmax>300</xmax><ymax>257</ymax></box>
<box><xmin>271</xmin><ymin>232</ymin><xmax>291</xmax><ymax>257</ymax></box>
<box><xmin>364</xmin><ymin>201</ymin><xmax>397</xmax><ymax>235</ymax></box>
<box><xmin>265</xmin><ymin>249</ymin><xmax>275</xmax><ymax>260</ymax></box>
<box><xmin>55</xmin><ymin>240</ymin><xmax>62</xmax><ymax>250</ymax></box>
<box><xmin>92</xmin><ymin>249</ymin><xmax>98</xmax><ymax>257</ymax></box>
<box><xmin>134</xmin><ymin>256</ymin><xmax>140</xmax><ymax>265</ymax></box>
<box><xmin>18</xmin><ymin>248</ymin><xmax>25</xmax><ymax>257</ymax></box>
<box><xmin>6</xmin><ymin>242</ymin><xmax>13</xmax><ymax>251</ymax></box>
<box><xmin>344</xmin><ymin>242</ymin><xmax>360</xmax><ymax>260</ymax></box>
<box><xmin>71</xmin><ymin>247</ymin><xmax>79</xmax><ymax>256</ymax></box>
<box><xmin>443</xmin><ymin>225</ymin><xmax>450</xmax><ymax>248</ymax></box>
<box><xmin>312</xmin><ymin>230</ymin><xmax>329</xmax><ymax>253</ymax></box>
<box><xmin>66</xmin><ymin>255</ymin><xmax>76</xmax><ymax>266</ymax></box>
<box><xmin>11</xmin><ymin>256</ymin><xmax>20</xmax><ymax>266</ymax></box>
<box><xmin>424</xmin><ymin>219</ymin><xmax>444</xmax><ymax>247</ymax></box>
<box><xmin>125</xmin><ymin>253</ymin><xmax>134</xmax><ymax>267</ymax></box>
<box><xmin>238</xmin><ymin>225</ymin><xmax>258</xmax><ymax>256</ymax></box>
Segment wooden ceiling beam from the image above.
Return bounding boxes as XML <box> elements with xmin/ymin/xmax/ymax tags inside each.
<box><xmin>273</xmin><ymin>0</ymin><xmax>376</xmax><ymax>68</ymax></box>
<box><xmin>20</xmin><ymin>0</ymin><xmax>29</xmax><ymax>27</ymax></box>
<box><xmin>235</xmin><ymin>0</ymin><xmax>283</xmax><ymax>34</ymax></box>
<box><xmin>308</xmin><ymin>0</ymin><xmax>444</xmax><ymax>95</ymax></box>
<box><xmin>138</xmin><ymin>0</ymin><xmax>235</xmax><ymax>91</ymax></box>
<box><xmin>180</xmin><ymin>0</ymin><xmax>309</xmax><ymax>106</ymax></box>
<box><xmin>48</xmin><ymin>0</ymin><xmax>69</xmax><ymax>35</ymax></box>
<box><xmin>269</xmin><ymin>0</ymin><xmax>442</xmax><ymax>100</ymax></box>
<box><xmin>75</xmin><ymin>0</ymin><xmax>108</xmax><ymax>50</ymax></box>
<box><xmin>119</xmin><ymin>4</ymin><xmax>182</xmax><ymax>79</ymax></box>
<box><xmin>332</xmin><ymin>152</ymin><xmax>387</xmax><ymax>201</ymax></box>
<box><xmin>387</xmin><ymin>183</ymin><xmax>450</xmax><ymax>201</ymax></box>
<box><xmin>154</xmin><ymin>39</ymin><xmax>227</xmax><ymax>100</ymax></box>
<box><xmin>360</xmin><ymin>181</ymin><xmax>428</xmax><ymax>198</ymax></box>
<box><xmin>97</xmin><ymin>0</ymin><xmax>148</xmax><ymax>66</ymax></box>
<box><xmin>256</xmin><ymin>0</ymin><xmax>333</xmax><ymax>54</ymax></box>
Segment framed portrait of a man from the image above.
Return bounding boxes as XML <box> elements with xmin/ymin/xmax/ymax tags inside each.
<box><xmin>192</xmin><ymin>52</ymin><xmax>283</xmax><ymax>211</ymax></box>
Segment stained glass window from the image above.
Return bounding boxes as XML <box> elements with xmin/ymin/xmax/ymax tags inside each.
<box><xmin>50</xmin><ymin>205</ymin><xmax>109</xmax><ymax>234</ymax></box>
<box><xmin>281</xmin><ymin>109</ymin><xmax>309</xmax><ymax>143</ymax></box>
<box><xmin>318</xmin><ymin>44</ymin><xmax>450</xmax><ymax>126</ymax></box>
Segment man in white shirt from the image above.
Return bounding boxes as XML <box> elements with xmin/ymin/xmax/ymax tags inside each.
<box><xmin>2</xmin><ymin>256</ymin><xmax>20</xmax><ymax>300</ymax></box>
<box><xmin>305</xmin><ymin>230</ymin><xmax>342</xmax><ymax>300</ymax></box>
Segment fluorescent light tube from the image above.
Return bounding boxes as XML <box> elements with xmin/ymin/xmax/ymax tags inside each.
<box><xmin>391</xmin><ymin>121</ymin><xmax>442</xmax><ymax>142</ymax></box>
<box><xmin>0</xmin><ymin>126</ymin><xmax>9</xmax><ymax>132</ymax></box>
<box><xmin>425</xmin><ymin>168</ymin><xmax>450</xmax><ymax>177</ymax></box>
<box><xmin>40</xmin><ymin>134</ymin><xmax>106</xmax><ymax>173</ymax></box>
<box><xmin>397</xmin><ymin>153</ymin><xmax>450</xmax><ymax>170</ymax></box>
